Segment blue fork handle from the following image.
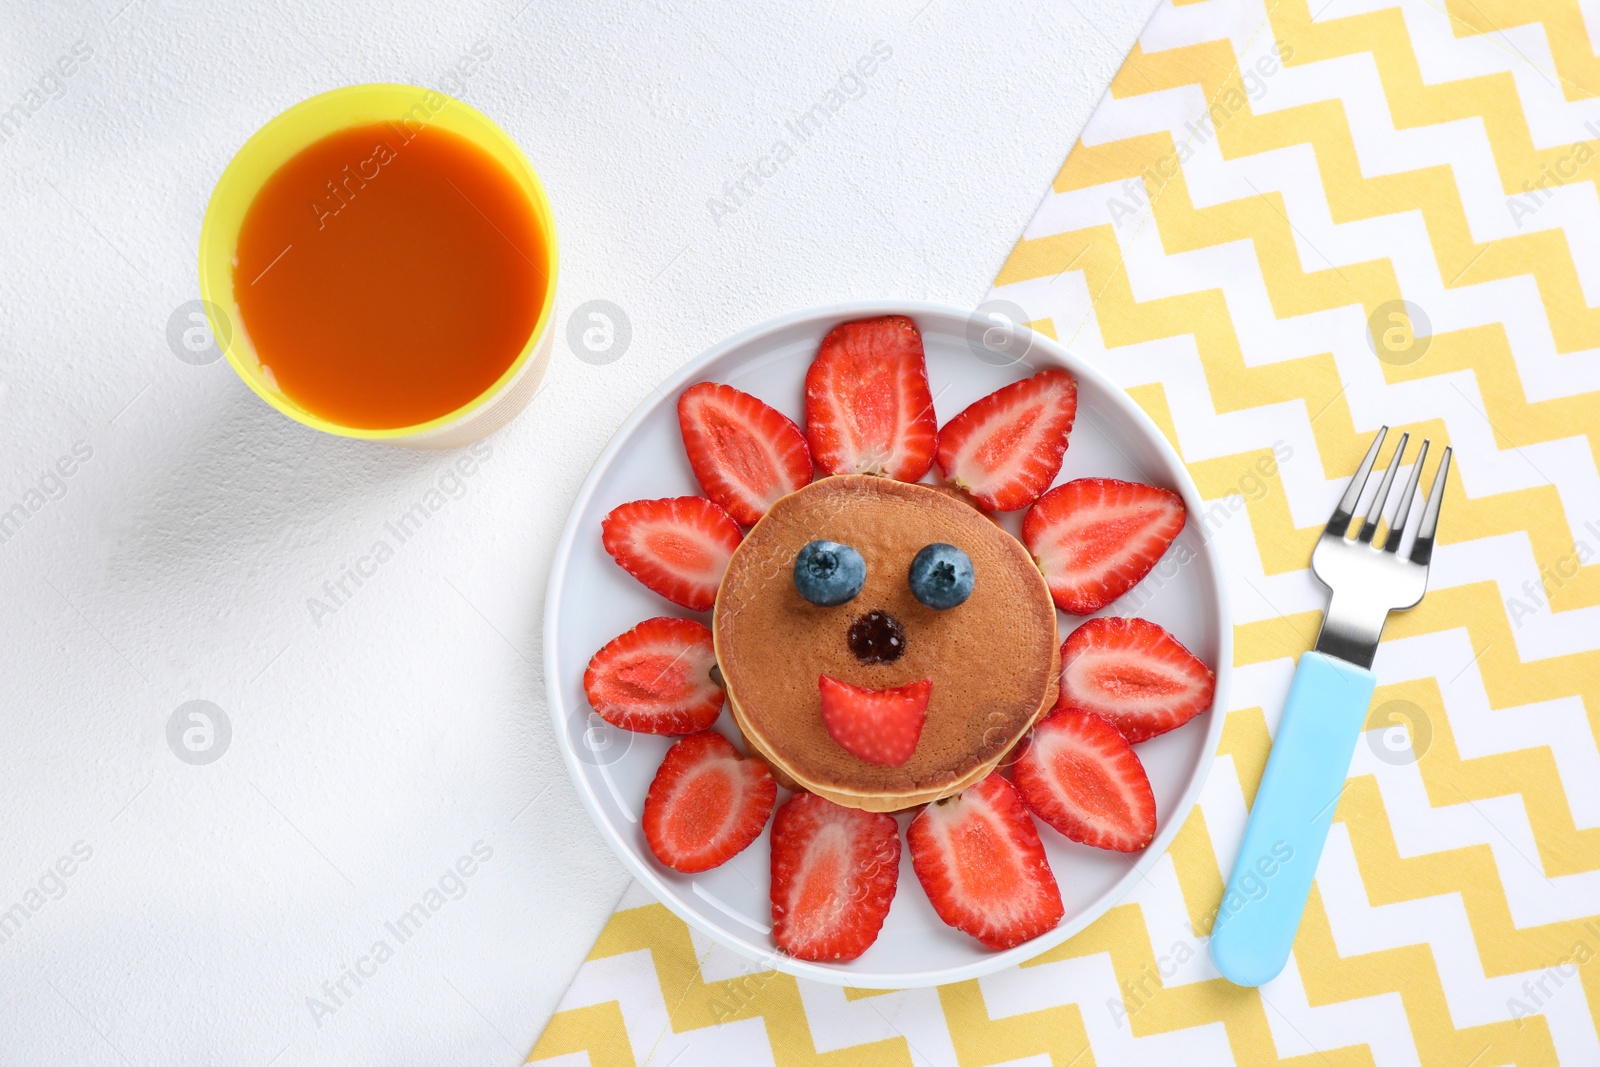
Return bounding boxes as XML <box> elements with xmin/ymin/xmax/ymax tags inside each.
<box><xmin>1210</xmin><ymin>651</ymin><xmax>1376</xmax><ymax>986</ymax></box>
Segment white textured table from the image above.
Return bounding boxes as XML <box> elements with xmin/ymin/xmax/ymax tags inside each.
<box><xmin>0</xmin><ymin>2</ymin><xmax>1154</xmax><ymax>1063</ymax></box>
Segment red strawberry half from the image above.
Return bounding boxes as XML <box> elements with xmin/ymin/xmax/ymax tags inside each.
<box><xmin>770</xmin><ymin>792</ymin><xmax>901</xmax><ymax>961</ymax></box>
<box><xmin>805</xmin><ymin>315</ymin><xmax>937</xmax><ymax>481</ymax></box>
<box><xmin>818</xmin><ymin>674</ymin><xmax>930</xmax><ymax>767</ymax></box>
<box><xmin>602</xmin><ymin>496</ymin><xmax>742</xmax><ymax>611</ymax></box>
<box><xmin>1013</xmin><ymin>708</ymin><xmax>1157</xmax><ymax>852</ymax></box>
<box><xmin>643</xmin><ymin>732</ymin><xmax>776</xmax><ymax>873</ymax></box>
<box><xmin>679</xmin><ymin>382</ymin><xmax>812</xmax><ymax>526</ymax></box>
<box><xmin>1057</xmin><ymin>616</ymin><xmax>1215</xmax><ymax>744</ymax></box>
<box><xmin>907</xmin><ymin>773</ymin><xmax>1063</xmax><ymax>950</ymax></box>
<box><xmin>583</xmin><ymin>617</ymin><xmax>723</xmax><ymax>735</ymax></box>
<box><xmin>934</xmin><ymin>369</ymin><xmax>1077</xmax><ymax>511</ymax></box>
<box><xmin>1022</xmin><ymin>477</ymin><xmax>1186</xmax><ymax>614</ymax></box>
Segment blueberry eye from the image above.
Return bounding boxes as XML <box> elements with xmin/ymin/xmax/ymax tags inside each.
<box><xmin>794</xmin><ymin>540</ymin><xmax>866</xmax><ymax>606</ymax></box>
<box><xmin>908</xmin><ymin>543</ymin><xmax>974</xmax><ymax>609</ymax></box>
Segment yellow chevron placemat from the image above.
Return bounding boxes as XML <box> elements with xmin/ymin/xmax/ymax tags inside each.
<box><xmin>530</xmin><ymin>0</ymin><xmax>1600</xmax><ymax>1061</ymax></box>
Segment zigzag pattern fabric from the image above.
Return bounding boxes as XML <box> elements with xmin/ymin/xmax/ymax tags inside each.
<box><xmin>529</xmin><ymin>0</ymin><xmax>1600</xmax><ymax>1061</ymax></box>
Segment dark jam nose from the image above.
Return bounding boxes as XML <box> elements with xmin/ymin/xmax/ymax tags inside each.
<box><xmin>847</xmin><ymin>610</ymin><xmax>906</xmax><ymax>665</ymax></box>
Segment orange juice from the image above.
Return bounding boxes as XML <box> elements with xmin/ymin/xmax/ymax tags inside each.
<box><xmin>232</xmin><ymin>121</ymin><xmax>549</xmax><ymax>430</ymax></box>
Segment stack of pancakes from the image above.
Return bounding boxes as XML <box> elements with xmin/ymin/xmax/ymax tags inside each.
<box><xmin>713</xmin><ymin>476</ymin><xmax>1059</xmax><ymax>812</ymax></box>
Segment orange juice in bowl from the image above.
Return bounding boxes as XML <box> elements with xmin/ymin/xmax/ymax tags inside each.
<box><xmin>199</xmin><ymin>84</ymin><xmax>558</xmax><ymax>448</ymax></box>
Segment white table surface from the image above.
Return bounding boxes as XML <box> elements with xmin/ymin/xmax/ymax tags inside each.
<box><xmin>0</xmin><ymin>1</ymin><xmax>1155</xmax><ymax>1063</ymax></box>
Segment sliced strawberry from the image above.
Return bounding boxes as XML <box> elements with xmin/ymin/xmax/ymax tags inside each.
<box><xmin>678</xmin><ymin>382</ymin><xmax>812</xmax><ymax>525</ymax></box>
<box><xmin>907</xmin><ymin>773</ymin><xmax>1063</xmax><ymax>950</ymax></box>
<box><xmin>934</xmin><ymin>369</ymin><xmax>1077</xmax><ymax>511</ymax></box>
<box><xmin>1057</xmin><ymin>616</ymin><xmax>1215</xmax><ymax>744</ymax></box>
<box><xmin>805</xmin><ymin>315</ymin><xmax>937</xmax><ymax>481</ymax></box>
<box><xmin>770</xmin><ymin>792</ymin><xmax>900</xmax><ymax>961</ymax></box>
<box><xmin>643</xmin><ymin>732</ymin><xmax>776</xmax><ymax>873</ymax></box>
<box><xmin>818</xmin><ymin>674</ymin><xmax>930</xmax><ymax>767</ymax></box>
<box><xmin>601</xmin><ymin>496</ymin><xmax>742</xmax><ymax>611</ymax></box>
<box><xmin>1022</xmin><ymin>478</ymin><xmax>1186</xmax><ymax>613</ymax></box>
<box><xmin>583</xmin><ymin>617</ymin><xmax>723</xmax><ymax>735</ymax></box>
<box><xmin>1013</xmin><ymin>708</ymin><xmax>1157</xmax><ymax>852</ymax></box>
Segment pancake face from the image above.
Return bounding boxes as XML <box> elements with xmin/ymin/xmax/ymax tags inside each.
<box><xmin>714</xmin><ymin>476</ymin><xmax>1059</xmax><ymax>810</ymax></box>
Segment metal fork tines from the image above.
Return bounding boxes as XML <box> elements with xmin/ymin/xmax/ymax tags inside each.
<box><xmin>1311</xmin><ymin>426</ymin><xmax>1451</xmax><ymax>669</ymax></box>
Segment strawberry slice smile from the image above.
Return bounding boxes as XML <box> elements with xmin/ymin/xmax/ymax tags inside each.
<box><xmin>818</xmin><ymin>674</ymin><xmax>931</xmax><ymax>767</ymax></box>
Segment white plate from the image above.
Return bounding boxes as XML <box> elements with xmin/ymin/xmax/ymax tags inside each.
<box><xmin>543</xmin><ymin>300</ymin><xmax>1231</xmax><ymax>988</ymax></box>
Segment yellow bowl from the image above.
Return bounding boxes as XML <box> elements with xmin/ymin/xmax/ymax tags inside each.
<box><xmin>198</xmin><ymin>84</ymin><xmax>559</xmax><ymax>449</ymax></box>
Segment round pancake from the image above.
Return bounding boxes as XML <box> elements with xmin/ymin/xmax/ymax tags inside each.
<box><xmin>713</xmin><ymin>476</ymin><xmax>1059</xmax><ymax>812</ymax></box>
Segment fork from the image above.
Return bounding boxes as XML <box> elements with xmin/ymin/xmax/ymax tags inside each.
<box><xmin>1209</xmin><ymin>427</ymin><xmax>1451</xmax><ymax>987</ymax></box>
